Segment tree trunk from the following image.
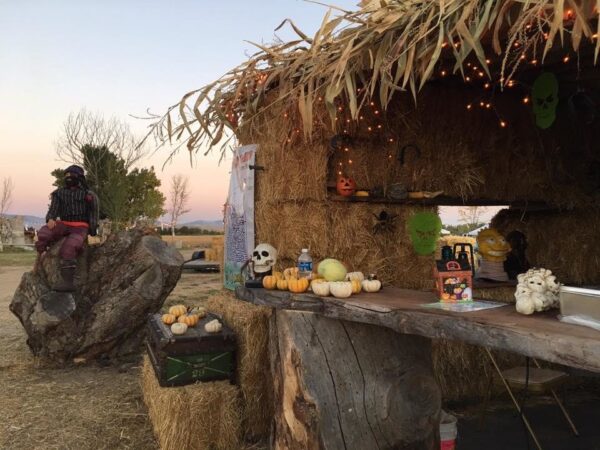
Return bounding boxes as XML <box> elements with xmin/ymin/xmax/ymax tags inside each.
<box><xmin>10</xmin><ymin>229</ymin><xmax>183</xmax><ymax>362</ymax></box>
<box><xmin>269</xmin><ymin>310</ymin><xmax>441</xmax><ymax>450</ymax></box>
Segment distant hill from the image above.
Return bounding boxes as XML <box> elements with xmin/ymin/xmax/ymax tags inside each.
<box><xmin>181</xmin><ymin>219</ymin><xmax>224</xmax><ymax>232</ymax></box>
<box><xmin>4</xmin><ymin>214</ymin><xmax>46</xmax><ymax>229</ymax></box>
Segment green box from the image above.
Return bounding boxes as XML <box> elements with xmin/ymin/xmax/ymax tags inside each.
<box><xmin>146</xmin><ymin>313</ymin><xmax>237</xmax><ymax>387</ymax></box>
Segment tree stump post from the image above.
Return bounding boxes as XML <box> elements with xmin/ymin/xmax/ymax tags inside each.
<box><xmin>269</xmin><ymin>310</ymin><xmax>441</xmax><ymax>450</ymax></box>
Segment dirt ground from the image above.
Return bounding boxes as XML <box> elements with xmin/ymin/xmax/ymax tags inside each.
<box><xmin>0</xmin><ymin>250</ymin><xmax>221</xmax><ymax>450</ymax></box>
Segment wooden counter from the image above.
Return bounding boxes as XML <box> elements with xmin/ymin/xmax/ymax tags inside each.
<box><xmin>236</xmin><ymin>285</ymin><xmax>600</xmax><ymax>373</ymax></box>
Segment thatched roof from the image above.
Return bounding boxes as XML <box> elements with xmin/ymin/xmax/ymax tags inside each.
<box><xmin>144</xmin><ymin>0</ymin><xmax>600</xmax><ymax>156</ymax></box>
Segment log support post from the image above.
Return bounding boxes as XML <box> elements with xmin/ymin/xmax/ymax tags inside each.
<box><xmin>269</xmin><ymin>310</ymin><xmax>441</xmax><ymax>450</ymax></box>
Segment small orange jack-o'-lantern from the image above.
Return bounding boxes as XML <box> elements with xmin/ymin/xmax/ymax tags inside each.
<box><xmin>336</xmin><ymin>176</ymin><xmax>356</xmax><ymax>197</ymax></box>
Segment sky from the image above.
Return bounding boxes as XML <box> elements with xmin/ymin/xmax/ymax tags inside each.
<box><xmin>0</xmin><ymin>0</ymin><xmax>491</xmax><ymax>226</ymax></box>
<box><xmin>0</xmin><ymin>0</ymin><xmax>357</xmax><ymax>222</ymax></box>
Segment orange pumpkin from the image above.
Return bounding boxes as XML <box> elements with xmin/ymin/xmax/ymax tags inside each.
<box><xmin>350</xmin><ymin>279</ymin><xmax>362</xmax><ymax>294</ymax></box>
<box><xmin>288</xmin><ymin>278</ymin><xmax>309</xmax><ymax>293</ymax></box>
<box><xmin>276</xmin><ymin>279</ymin><xmax>289</xmax><ymax>290</ymax></box>
<box><xmin>161</xmin><ymin>313</ymin><xmax>177</xmax><ymax>325</ymax></box>
<box><xmin>283</xmin><ymin>267</ymin><xmax>299</xmax><ymax>280</ymax></box>
<box><xmin>178</xmin><ymin>313</ymin><xmax>200</xmax><ymax>327</ymax></box>
<box><xmin>272</xmin><ymin>271</ymin><xmax>284</xmax><ymax>280</ymax></box>
<box><xmin>336</xmin><ymin>175</ymin><xmax>356</xmax><ymax>197</ymax></box>
<box><xmin>262</xmin><ymin>275</ymin><xmax>278</xmax><ymax>290</ymax></box>
<box><xmin>169</xmin><ymin>304</ymin><xmax>187</xmax><ymax>317</ymax></box>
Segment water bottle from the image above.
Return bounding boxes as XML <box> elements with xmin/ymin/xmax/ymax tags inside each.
<box><xmin>297</xmin><ymin>249</ymin><xmax>313</xmax><ymax>279</ymax></box>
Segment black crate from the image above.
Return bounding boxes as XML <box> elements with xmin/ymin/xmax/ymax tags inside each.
<box><xmin>146</xmin><ymin>312</ymin><xmax>237</xmax><ymax>387</ymax></box>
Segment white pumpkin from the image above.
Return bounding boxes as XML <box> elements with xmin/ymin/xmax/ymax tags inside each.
<box><xmin>362</xmin><ymin>279</ymin><xmax>382</xmax><ymax>293</ymax></box>
<box><xmin>311</xmin><ymin>280</ymin><xmax>331</xmax><ymax>297</ymax></box>
<box><xmin>345</xmin><ymin>271</ymin><xmax>365</xmax><ymax>282</ymax></box>
<box><xmin>204</xmin><ymin>319</ymin><xmax>223</xmax><ymax>333</ymax></box>
<box><xmin>329</xmin><ymin>281</ymin><xmax>353</xmax><ymax>298</ymax></box>
<box><xmin>171</xmin><ymin>322</ymin><xmax>188</xmax><ymax>335</ymax></box>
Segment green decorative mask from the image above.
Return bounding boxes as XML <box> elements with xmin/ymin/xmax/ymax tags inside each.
<box><xmin>408</xmin><ymin>212</ymin><xmax>442</xmax><ymax>255</ymax></box>
<box><xmin>532</xmin><ymin>72</ymin><xmax>559</xmax><ymax>129</ymax></box>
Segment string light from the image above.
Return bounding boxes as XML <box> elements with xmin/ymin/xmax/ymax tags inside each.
<box><xmin>466</xmin><ymin>104</ymin><xmax>473</xmax><ymax>110</ymax></box>
<box><xmin>563</xmin><ymin>55</ymin><xmax>570</xmax><ymax>63</ymax></box>
<box><xmin>522</xmin><ymin>97</ymin><xmax>530</xmax><ymax>104</ymax></box>
<box><xmin>530</xmin><ymin>59</ymin><xmax>538</xmax><ymax>65</ymax></box>
<box><xmin>440</xmin><ymin>70</ymin><xmax>447</xmax><ymax>77</ymax></box>
<box><xmin>499</xmin><ymin>120</ymin><xmax>507</xmax><ymax>128</ymax></box>
<box><xmin>465</xmin><ymin>76</ymin><xmax>471</xmax><ymax>82</ymax></box>
<box><xmin>484</xmin><ymin>83</ymin><xmax>491</xmax><ymax>89</ymax></box>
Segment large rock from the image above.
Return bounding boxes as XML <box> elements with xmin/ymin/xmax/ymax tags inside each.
<box><xmin>10</xmin><ymin>229</ymin><xmax>183</xmax><ymax>361</ymax></box>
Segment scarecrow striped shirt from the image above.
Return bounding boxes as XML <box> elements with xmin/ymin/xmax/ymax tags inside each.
<box><xmin>46</xmin><ymin>187</ymin><xmax>99</xmax><ymax>232</ymax></box>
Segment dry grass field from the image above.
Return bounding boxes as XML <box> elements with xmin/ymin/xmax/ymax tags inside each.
<box><xmin>0</xmin><ymin>249</ymin><xmax>223</xmax><ymax>450</ymax></box>
<box><xmin>161</xmin><ymin>235</ymin><xmax>223</xmax><ymax>249</ymax></box>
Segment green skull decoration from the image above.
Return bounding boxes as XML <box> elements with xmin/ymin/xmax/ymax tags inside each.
<box><xmin>532</xmin><ymin>72</ymin><xmax>559</xmax><ymax>129</ymax></box>
<box><xmin>408</xmin><ymin>212</ymin><xmax>442</xmax><ymax>255</ymax></box>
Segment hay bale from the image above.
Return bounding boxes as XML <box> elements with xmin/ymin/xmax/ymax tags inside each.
<box><xmin>492</xmin><ymin>208</ymin><xmax>600</xmax><ymax>285</ymax></box>
<box><xmin>141</xmin><ymin>356</ymin><xmax>242</xmax><ymax>450</ymax></box>
<box><xmin>207</xmin><ymin>292</ymin><xmax>273</xmax><ymax>440</ymax></box>
<box><xmin>432</xmin><ymin>340</ymin><xmax>522</xmax><ymax>404</ymax></box>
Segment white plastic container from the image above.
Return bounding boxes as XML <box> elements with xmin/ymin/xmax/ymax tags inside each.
<box><xmin>440</xmin><ymin>410</ymin><xmax>457</xmax><ymax>450</ymax></box>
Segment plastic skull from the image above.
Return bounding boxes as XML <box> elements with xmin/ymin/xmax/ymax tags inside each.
<box><xmin>252</xmin><ymin>243</ymin><xmax>277</xmax><ymax>274</ymax></box>
<box><xmin>532</xmin><ymin>72</ymin><xmax>559</xmax><ymax>129</ymax></box>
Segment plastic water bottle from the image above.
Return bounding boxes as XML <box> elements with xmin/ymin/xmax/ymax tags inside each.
<box><xmin>298</xmin><ymin>249</ymin><xmax>313</xmax><ymax>279</ymax></box>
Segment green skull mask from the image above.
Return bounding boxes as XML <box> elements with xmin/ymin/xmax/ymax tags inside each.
<box><xmin>408</xmin><ymin>212</ymin><xmax>442</xmax><ymax>255</ymax></box>
<box><xmin>532</xmin><ymin>72</ymin><xmax>559</xmax><ymax>129</ymax></box>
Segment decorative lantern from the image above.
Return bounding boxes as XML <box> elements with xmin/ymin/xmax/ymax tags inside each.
<box><xmin>336</xmin><ymin>176</ymin><xmax>356</xmax><ymax>197</ymax></box>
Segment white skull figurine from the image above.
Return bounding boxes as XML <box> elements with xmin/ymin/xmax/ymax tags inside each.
<box><xmin>252</xmin><ymin>243</ymin><xmax>277</xmax><ymax>275</ymax></box>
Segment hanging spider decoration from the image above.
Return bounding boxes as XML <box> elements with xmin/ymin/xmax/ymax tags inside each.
<box><xmin>373</xmin><ymin>210</ymin><xmax>398</xmax><ymax>234</ymax></box>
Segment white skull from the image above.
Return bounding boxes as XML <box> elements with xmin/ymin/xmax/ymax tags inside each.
<box><xmin>252</xmin><ymin>243</ymin><xmax>277</xmax><ymax>274</ymax></box>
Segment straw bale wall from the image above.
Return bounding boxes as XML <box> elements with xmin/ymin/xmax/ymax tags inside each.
<box><xmin>492</xmin><ymin>208</ymin><xmax>600</xmax><ymax>286</ymax></box>
<box><xmin>235</xmin><ymin>71</ymin><xmax>600</xmax><ymax>404</ymax></box>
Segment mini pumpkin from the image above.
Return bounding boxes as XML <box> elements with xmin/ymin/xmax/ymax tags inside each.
<box><xmin>346</xmin><ymin>271</ymin><xmax>365</xmax><ymax>282</ymax></box>
<box><xmin>276</xmin><ymin>278</ymin><xmax>289</xmax><ymax>290</ymax></box>
<box><xmin>283</xmin><ymin>267</ymin><xmax>299</xmax><ymax>280</ymax></box>
<box><xmin>272</xmin><ymin>271</ymin><xmax>284</xmax><ymax>280</ymax></box>
<box><xmin>162</xmin><ymin>313</ymin><xmax>177</xmax><ymax>325</ymax></box>
<box><xmin>171</xmin><ymin>322</ymin><xmax>188</xmax><ymax>335</ymax></box>
<box><xmin>262</xmin><ymin>275</ymin><xmax>278</xmax><ymax>290</ymax></box>
<box><xmin>330</xmin><ymin>281</ymin><xmax>353</xmax><ymax>298</ymax></box>
<box><xmin>169</xmin><ymin>304</ymin><xmax>187</xmax><ymax>317</ymax></box>
<box><xmin>361</xmin><ymin>278</ymin><xmax>382</xmax><ymax>293</ymax></box>
<box><xmin>288</xmin><ymin>278</ymin><xmax>309</xmax><ymax>293</ymax></box>
<box><xmin>350</xmin><ymin>279</ymin><xmax>362</xmax><ymax>294</ymax></box>
<box><xmin>178</xmin><ymin>313</ymin><xmax>200</xmax><ymax>327</ymax></box>
<box><xmin>204</xmin><ymin>319</ymin><xmax>223</xmax><ymax>333</ymax></box>
<box><xmin>311</xmin><ymin>279</ymin><xmax>330</xmax><ymax>296</ymax></box>
<box><xmin>190</xmin><ymin>306</ymin><xmax>207</xmax><ymax>318</ymax></box>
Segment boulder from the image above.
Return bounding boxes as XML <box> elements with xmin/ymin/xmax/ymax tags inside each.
<box><xmin>10</xmin><ymin>229</ymin><xmax>183</xmax><ymax>361</ymax></box>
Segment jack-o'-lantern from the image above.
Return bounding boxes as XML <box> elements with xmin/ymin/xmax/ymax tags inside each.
<box><xmin>336</xmin><ymin>176</ymin><xmax>356</xmax><ymax>197</ymax></box>
<box><xmin>477</xmin><ymin>228</ymin><xmax>511</xmax><ymax>262</ymax></box>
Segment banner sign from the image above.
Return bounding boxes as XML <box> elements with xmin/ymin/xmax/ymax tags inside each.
<box><xmin>223</xmin><ymin>144</ymin><xmax>257</xmax><ymax>290</ymax></box>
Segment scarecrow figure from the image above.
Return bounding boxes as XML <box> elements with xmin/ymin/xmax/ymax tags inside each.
<box><xmin>35</xmin><ymin>165</ymin><xmax>99</xmax><ymax>292</ymax></box>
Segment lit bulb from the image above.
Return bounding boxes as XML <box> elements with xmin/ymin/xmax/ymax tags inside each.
<box><xmin>367</xmin><ymin>126</ymin><xmax>373</xmax><ymax>132</ymax></box>
<box><xmin>465</xmin><ymin>76</ymin><xmax>471</xmax><ymax>82</ymax></box>
<box><xmin>466</xmin><ymin>104</ymin><xmax>472</xmax><ymax>110</ymax></box>
<box><xmin>531</xmin><ymin>59</ymin><xmax>538</xmax><ymax>65</ymax></box>
<box><xmin>388</xmin><ymin>138</ymin><xmax>394</xmax><ymax>143</ymax></box>
<box><xmin>523</xmin><ymin>97</ymin><xmax>530</xmax><ymax>104</ymax></box>
<box><xmin>500</xmin><ymin>120</ymin><xmax>507</xmax><ymax>128</ymax></box>
<box><xmin>485</xmin><ymin>103</ymin><xmax>491</xmax><ymax>109</ymax></box>
<box><xmin>441</xmin><ymin>70</ymin><xmax>447</xmax><ymax>76</ymax></box>
<box><xmin>563</xmin><ymin>55</ymin><xmax>570</xmax><ymax>63</ymax></box>
<box><xmin>484</xmin><ymin>83</ymin><xmax>491</xmax><ymax>89</ymax></box>
<box><xmin>348</xmin><ymin>159</ymin><xmax>353</xmax><ymax>164</ymax></box>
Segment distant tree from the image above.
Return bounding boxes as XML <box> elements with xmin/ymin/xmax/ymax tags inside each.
<box><xmin>51</xmin><ymin>146</ymin><xmax>165</xmax><ymax>229</ymax></box>
<box><xmin>0</xmin><ymin>177</ymin><xmax>14</xmax><ymax>249</ymax></box>
<box><xmin>168</xmin><ymin>175</ymin><xmax>191</xmax><ymax>237</ymax></box>
<box><xmin>458</xmin><ymin>206</ymin><xmax>488</xmax><ymax>232</ymax></box>
<box><xmin>444</xmin><ymin>222</ymin><xmax>486</xmax><ymax>236</ymax></box>
<box><xmin>55</xmin><ymin>109</ymin><xmax>146</xmax><ymax>177</ymax></box>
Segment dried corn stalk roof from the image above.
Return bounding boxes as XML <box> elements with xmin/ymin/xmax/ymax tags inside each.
<box><xmin>144</xmin><ymin>0</ymin><xmax>600</xmax><ymax>157</ymax></box>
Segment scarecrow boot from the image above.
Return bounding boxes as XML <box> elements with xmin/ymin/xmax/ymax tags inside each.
<box><xmin>53</xmin><ymin>259</ymin><xmax>77</xmax><ymax>292</ymax></box>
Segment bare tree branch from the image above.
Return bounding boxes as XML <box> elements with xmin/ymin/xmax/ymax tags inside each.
<box><xmin>55</xmin><ymin>109</ymin><xmax>148</xmax><ymax>172</ymax></box>
<box><xmin>168</xmin><ymin>174</ymin><xmax>191</xmax><ymax>237</ymax></box>
<box><xmin>0</xmin><ymin>177</ymin><xmax>15</xmax><ymax>247</ymax></box>
<box><xmin>458</xmin><ymin>206</ymin><xmax>488</xmax><ymax>231</ymax></box>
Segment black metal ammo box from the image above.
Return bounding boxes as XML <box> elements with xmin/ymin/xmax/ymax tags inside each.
<box><xmin>145</xmin><ymin>312</ymin><xmax>237</xmax><ymax>387</ymax></box>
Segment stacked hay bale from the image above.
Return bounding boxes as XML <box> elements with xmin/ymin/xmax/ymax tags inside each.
<box><xmin>142</xmin><ymin>291</ymin><xmax>273</xmax><ymax>447</ymax></box>
<box><xmin>207</xmin><ymin>292</ymin><xmax>273</xmax><ymax>440</ymax></box>
<box><xmin>141</xmin><ymin>357</ymin><xmax>242</xmax><ymax>450</ymax></box>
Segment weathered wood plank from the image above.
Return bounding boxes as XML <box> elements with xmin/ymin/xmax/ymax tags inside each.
<box><xmin>270</xmin><ymin>310</ymin><xmax>440</xmax><ymax>449</ymax></box>
<box><xmin>237</xmin><ymin>286</ymin><xmax>600</xmax><ymax>373</ymax></box>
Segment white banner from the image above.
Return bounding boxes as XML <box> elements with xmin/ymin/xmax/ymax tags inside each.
<box><xmin>223</xmin><ymin>144</ymin><xmax>257</xmax><ymax>290</ymax></box>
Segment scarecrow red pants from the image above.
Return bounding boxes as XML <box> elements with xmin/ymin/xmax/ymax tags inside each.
<box><xmin>36</xmin><ymin>223</ymin><xmax>88</xmax><ymax>260</ymax></box>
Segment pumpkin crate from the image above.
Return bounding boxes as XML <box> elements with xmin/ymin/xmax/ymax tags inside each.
<box><xmin>145</xmin><ymin>313</ymin><xmax>237</xmax><ymax>387</ymax></box>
